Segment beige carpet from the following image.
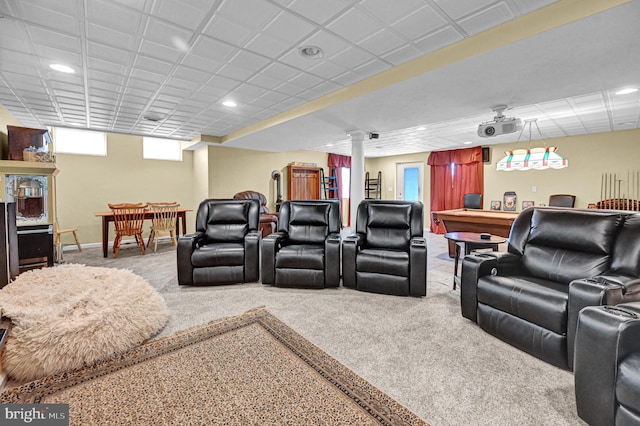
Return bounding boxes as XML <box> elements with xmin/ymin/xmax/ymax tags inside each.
<box><xmin>0</xmin><ymin>264</ymin><xmax>169</xmax><ymax>382</ymax></box>
<box><xmin>0</xmin><ymin>307</ymin><xmax>427</xmax><ymax>426</ymax></box>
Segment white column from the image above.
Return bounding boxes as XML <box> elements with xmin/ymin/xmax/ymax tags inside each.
<box><xmin>348</xmin><ymin>130</ymin><xmax>366</xmax><ymax>232</ymax></box>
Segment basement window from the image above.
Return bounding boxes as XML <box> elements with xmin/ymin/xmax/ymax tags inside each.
<box><xmin>143</xmin><ymin>137</ymin><xmax>182</xmax><ymax>161</ymax></box>
<box><xmin>53</xmin><ymin>128</ymin><xmax>106</xmax><ymax>156</ymax></box>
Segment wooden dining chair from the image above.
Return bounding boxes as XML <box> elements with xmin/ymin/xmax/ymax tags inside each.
<box><xmin>108</xmin><ymin>203</ymin><xmax>148</xmax><ymax>257</ymax></box>
<box><xmin>146</xmin><ymin>202</ymin><xmax>180</xmax><ymax>252</ymax></box>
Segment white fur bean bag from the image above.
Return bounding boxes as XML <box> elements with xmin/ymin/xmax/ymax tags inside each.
<box><xmin>0</xmin><ymin>264</ymin><xmax>169</xmax><ymax>382</ymax></box>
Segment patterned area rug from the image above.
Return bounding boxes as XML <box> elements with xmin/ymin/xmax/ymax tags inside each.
<box><xmin>0</xmin><ymin>307</ymin><xmax>427</xmax><ymax>425</ymax></box>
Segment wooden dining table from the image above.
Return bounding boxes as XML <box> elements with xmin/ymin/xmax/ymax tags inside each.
<box><xmin>95</xmin><ymin>208</ymin><xmax>191</xmax><ymax>258</ymax></box>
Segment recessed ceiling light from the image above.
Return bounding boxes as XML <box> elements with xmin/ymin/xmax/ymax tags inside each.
<box><xmin>49</xmin><ymin>63</ymin><xmax>75</xmax><ymax>73</ymax></box>
<box><xmin>222</xmin><ymin>100</ymin><xmax>237</xmax><ymax>107</ymax></box>
<box><xmin>299</xmin><ymin>45</ymin><xmax>324</xmax><ymax>59</ymax></box>
<box><xmin>326</xmin><ymin>143</ymin><xmax>333</xmax><ymax>147</ymax></box>
<box><xmin>144</xmin><ymin>113</ymin><xmax>163</xmax><ymax>122</ymax></box>
<box><xmin>615</xmin><ymin>88</ymin><xmax>638</xmax><ymax>95</ymax></box>
<box><xmin>463</xmin><ymin>141</ymin><xmax>472</xmax><ymax>145</ymax></box>
<box><xmin>416</xmin><ymin>127</ymin><xmax>426</xmax><ymax>131</ymax></box>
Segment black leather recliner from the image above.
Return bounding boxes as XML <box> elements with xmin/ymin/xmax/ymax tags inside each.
<box><xmin>261</xmin><ymin>200</ymin><xmax>341</xmax><ymax>288</ymax></box>
<box><xmin>574</xmin><ymin>302</ymin><xmax>640</xmax><ymax>426</ymax></box>
<box><xmin>177</xmin><ymin>199</ymin><xmax>260</xmax><ymax>285</ymax></box>
<box><xmin>461</xmin><ymin>207</ymin><xmax>640</xmax><ymax>370</ymax></box>
<box><xmin>342</xmin><ymin>200</ymin><xmax>427</xmax><ymax>297</ymax></box>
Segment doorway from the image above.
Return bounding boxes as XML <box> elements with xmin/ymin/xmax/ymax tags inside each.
<box><xmin>396</xmin><ymin>162</ymin><xmax>424</xmax><ymax>201</ymax></box>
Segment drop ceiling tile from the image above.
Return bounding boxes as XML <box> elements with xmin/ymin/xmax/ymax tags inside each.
<box><xmin>415</xmin><ymin>26</ymin><xmax>464</xmax><ymax>53</ymax></box>
<box><xmin>288</xmin><ymin>0</ymin><xmax>351</xmax><ymax>25</ymax></box>
<box><xmin>353</xmin><ymin>58</ymin><xmax>391</xmax><ymax>78</ymax></box>
<box><xmin>289</xmin><ymin>73</ymin><xmax>324</xmax><ymax>88</ymax></box>
<box><xmin>332</xmin><ymin>70</ymin><xmax>365</xmax><ymax>86</ymax></box>
<box><xmin>144</xmin><ymin>18</ymin><xmax>193</xmax><ymax>52</ymax></box>
<box><xmin>88</xmin><ymin>80</ymin><xmax>122</xmax><ymax>93</ymax></box>
<box><xmin>359</xmin><ymin>29</ymin><xmax>407</xmax><ymax>57</ymax></box>
<box><xmin>433</xmin><ymin>0</ymin><xmax>496</xmax><ymax>20</ymax></box>
<box><xmin>16</xmin><ymin>1</ymin><xmax>79</xmax><ymax>33</ymax></box>
<box><xmin>247</xmin><ymin>73</ymin><xmax>285</xmax><ymax>90</ymax></box>
<box><xmin>458</xmin><ymin>3</ymin><xmax>515</xmax><ymax>36</ymax></box>
<box><xmin>272</xmin><ymin>82</ymin><xmax>304</xmax><ymax>97</ymax></box>
<box><xmin>261</xmin><ymin>62</ymin><xmax>300</xmax><ymax>81</ymax></box>
<box><xmin>382</xmin><ymin>45</ymin><xmax>423</xmax><ymax>66</ymax></box>
<box><xmin>139</xmin><ymin>40</ymin><xmax>183</xmax><ymax>63</ymax></box>
<box><xmin>180</xmin><ymin>52</ymin><xmax>223</xmax><ymax>73</ymax></box>
<box><xmin>130</xmin><ymin>68</ymin><xmax>166</xmax><ymax>84</ymax></box>
<box><xmin>203</xmin><ymin>16</ymin><xmax>255</xmax><ymax>47</ymax></box>
<box><xmin>326</xmin><ymin>8</ymin><xmax>381</xmax><ymax>43</ymax></box>
<box><xmin>34</xmin><ymin>45</ymin><xmax>82</xmax><ymax>68</ymax></box>
<box><xmin>88</xmin><ymin>42</ymin><xmax>133</xmax><ymax>65</ymax></box>
<box><xmin>300</xmin><ymin>80</ymin><xmax>341</xmax><ymax>98</ymax></box>
<box><xmin>0</xmin><ymin>34</ymin><xmax>29</xmax><ymax>54</ymax></box>
<box><xmin>510</xmin><ymin>0</ymin><xmax>558</xmax><ymax>14</ymax></box>
<box><xmin>219</xmin><ymin>0</ymin><xmax>280</xmax><ymax>30</ymax></box>
<box><xmin>392</xmin><ymin>6</ymin><xmax>447</xmax><ymax>40</ymax></box>
<box><xmin>88</xmin><ymin>0</ymin><xmax>143</xmax><ymax>34</ymax></box>
<box><xmin>152</xmin><ymin>0</ymin><xmax>211</xmax><ymax>30</ymax></box>
<box><xmin>262</xmin><ymin>10</ymin><xmax>317</xmax><ymax>43</ymax></box>
<box><xmin>173</xmin><ymin>65</ymin><xmax>211</xmax><ymax>84</ymax></box>
<box><xmin>308</xmin><ymin>60</ymin><xmax>348</xmax><ymax>80</ymax></box>
<box><xmin>88</xmin><ymin>69</ymin><xmax>125</xmax><ymax>86</ymax></box>
<box><xmin>87</xmin><ymin>23</ymin><xmax>137</xmax><ymax>51</ymax></box>
<box><xmin>244</xmin><ymin>33</ymin><xmax>291</xmax><ymax>58</ymax></box>
<box><xmin>358</xmin><ymin>0</ymin><xmax>426</xmax><ymax>26</ymax></box>
<box><xmin>27</xmin><ymin>25</ymin><xmax>81</xmax><ymax>52</ymax></box>
<box><xmin>134</xmin><ymin>55</ymin><xmax>173</xmax><ymax>75</ymax></box>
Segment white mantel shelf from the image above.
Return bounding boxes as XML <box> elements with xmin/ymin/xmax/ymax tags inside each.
<box><xmin>0</xmin><ymin>160</ymin><xmax>59</xmax><ymax>176</ymax></box>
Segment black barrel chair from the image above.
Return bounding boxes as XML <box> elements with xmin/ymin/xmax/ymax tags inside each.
<box><xmin>342</xmin><ymin>200</ymin><xmax>427</xmax><ymax>297</ymax></box>
<box><xmin>177</xmin><ymin>199</ymin><xmax>260</xmax><ymax>285</ymax></box>
<box><xmin>574</xmin><ymin>302</ymin><xmax>640</xmax><ymax>426</ymax></box>
<box><xmin>261</xmin><ymin>200</ymin><xmax>341</xmax><ymax>289</ymax></box>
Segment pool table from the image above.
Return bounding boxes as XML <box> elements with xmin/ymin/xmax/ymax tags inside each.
<box><xmin>431</xmin><ymin>208</ymin><xmax>519</xmax><ymax>256</ymax></box>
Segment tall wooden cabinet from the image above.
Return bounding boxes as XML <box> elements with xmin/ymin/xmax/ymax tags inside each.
<box><xmin>287</xmin><ymin>165</ymin><xmax>321</xmax><ymax>200</ymax></box>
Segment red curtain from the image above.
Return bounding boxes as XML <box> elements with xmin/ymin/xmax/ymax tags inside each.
<box><xmin>328</xmin><ymin>153</ymin><xmax>351</xmax><ymax>226</ymax></box>
<box><xmin>427</xmin><ymin>147</ymin><xmax>484</xmax><ymax>233</ymax></box>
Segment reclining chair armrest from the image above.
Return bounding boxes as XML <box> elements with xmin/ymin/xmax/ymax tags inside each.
<box><xmin>574</xmin><ymin>303</ymin><xmax>640</xmax><ymax>426</ymax></box>
<box><xmin>567</xmin><ymin>276</ymin><xmax>640</xmax><ymax>369</ymax></box>
<box><xmin>409</xmin><ymin>237</ymin><xmax>427</xmax><ymax>297</ymax></box>
<box><xmin>244</xmin><ymin>230</ymin><xmax>261</xmax><ymax>282</ymax></box>
<box><xmin>261</xmin><ymin>232</ymin><xmax>287</xmax><ymax>285</ymax></box>
<box><xmin>460</xmin><ymin>253</ymin><xmax>500</xmax><ymax>322</ymax></box>
<box><xmin>324</xmin><ymin>233</ymin><xmax>341</xmax><ymax>287</ymax></box>
<box><xmin>177</xmin><ymin>232</ymin><xmax>204</xmax><ymax>285</ymax></box>
<box><xmin>342</xmin><ymin>234</ymin><xmax>363</xmax><ymax>288</ymax></box>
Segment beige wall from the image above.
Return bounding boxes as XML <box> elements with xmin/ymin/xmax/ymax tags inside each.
<box><xmin>207</xmin><ymin>145</ymin><xmax>329</xmax><ymax>212</ymax></box>
<box><xmin>54</xmin><ymin>132</ymin><xmax>195</xmax><ymax>245</ymax></box>
<box><xmin>483</xmin><ymin>129</ymin><xmax>640</xmax><ymax>210</ymax></box>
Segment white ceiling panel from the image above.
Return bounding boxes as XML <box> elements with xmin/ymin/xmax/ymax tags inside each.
<box><xmin>458</xmin><ymin>3</ymin><xmax>516</xmax><ymax>36</ymax></box>
<box><xmin>392</xmin><ymin>5</ymin><xmax>448</xmax><ymax>40</ymax></box>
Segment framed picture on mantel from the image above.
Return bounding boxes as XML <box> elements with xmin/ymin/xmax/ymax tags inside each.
<box><xmin>503</xmin><ymin>191</ymin><xmax>517</xmax><ymax>211</ymax></box>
